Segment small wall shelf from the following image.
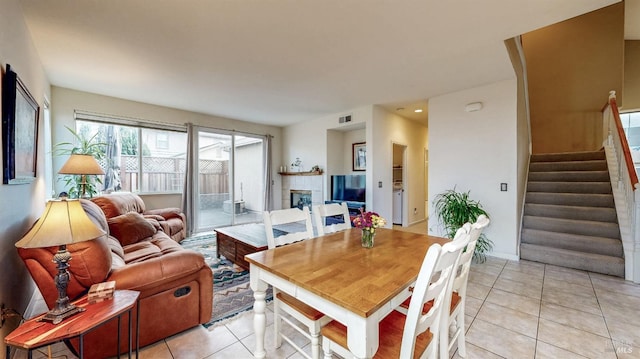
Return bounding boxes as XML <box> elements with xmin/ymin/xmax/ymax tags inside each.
<box><xmin>278</xmin><ymin>170</ymin><xmax>324</xmax><ymax>176</ymax></box>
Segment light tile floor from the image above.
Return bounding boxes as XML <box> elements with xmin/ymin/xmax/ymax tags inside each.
<box><xmin>14</xmin><ymin>223</ymin><xmax>640</xmax><ymax>359</ymax></box>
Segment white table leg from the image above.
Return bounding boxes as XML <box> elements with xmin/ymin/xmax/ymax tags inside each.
<box><xmin>250</xmin><ymin>265</ymin><xmax>269</xmax><ymax>359</ymax></box>
<box><xmin>346</xmin><ymin>314</ymin><xmax>378</xmax><ymax>358</ymax></box>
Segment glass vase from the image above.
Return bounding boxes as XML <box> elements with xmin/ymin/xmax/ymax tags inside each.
<box><xmin>361</xmin><ymin>228</ymin><xmax>375</xmax><ymax>248</ymax></box>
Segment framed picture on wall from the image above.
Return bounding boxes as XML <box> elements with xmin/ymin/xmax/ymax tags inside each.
<box><xmin>352</xmin><ymin>142</ymin><xmax>366</xmax><ymax>171</ymax></box>
<box><xmin>2</xmin><ymin>64</ymin><xmax>39</xmax><ymax>184</ymax></box>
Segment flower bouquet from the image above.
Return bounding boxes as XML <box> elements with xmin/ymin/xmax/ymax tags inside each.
<box><xmin>352</xmin><ymin>209</ymin><xmax>387</xmax><ymax>248</ymax></box>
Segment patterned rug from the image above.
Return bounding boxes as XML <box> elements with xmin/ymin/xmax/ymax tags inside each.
<box><xmin>181</xmin><ymin>232</ymin><xmax>273</xmax><ymax>327</ymax></box>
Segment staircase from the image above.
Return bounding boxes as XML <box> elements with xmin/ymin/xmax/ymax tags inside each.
<box><xmin>520</xmin><ymin>150</ymin><xmax>625</xmax><ymax>277</ymax></box>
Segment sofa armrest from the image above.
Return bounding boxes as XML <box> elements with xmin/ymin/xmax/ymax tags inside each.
<box><xmin>144</xmin><ymin>208</ymin><xmax>184</xmax><ymax>221</ymax></box>
<box><xmin>107</xmin><ymin>250</ymin><xmax>207</xmax><ymax>292</ymax></box>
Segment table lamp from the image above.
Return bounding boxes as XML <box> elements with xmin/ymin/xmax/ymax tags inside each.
<box><xmin>15</xmin><ymin>198</ymin><xmax>106</xmax><ymax>324</ymax></box>
<box><xmin>58</xmin><ymin>154</ymin><xmax>105</xmax><ymax>198</ymax></box>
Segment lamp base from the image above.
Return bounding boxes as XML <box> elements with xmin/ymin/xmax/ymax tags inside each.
<box><xmin>41</xmin><ymin>244</ymin><xmax>86</xmax><ymax>325</ymax></box>
<box><xmin>40</xmin><ymin>303</ymin><xmax>85</xmax><ymax>325</ymax></box>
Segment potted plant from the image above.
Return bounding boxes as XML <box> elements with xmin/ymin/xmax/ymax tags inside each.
<box><xmin>433</xmin><ymin>188</ymin><xmax>492</xmax><ymax>262</ymax></box>
<box><xmin>53</xmin><ymin>126</ymin><xmax>106</xmax><ymax>198</ymax></box>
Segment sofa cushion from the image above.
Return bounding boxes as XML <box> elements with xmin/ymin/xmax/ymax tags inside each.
<box><xmin>145</xmin><ymin>207</ymin><xmax>183</xmax><ymax>220</ymax></box>
<box><xmin>80</xmin><ymin>199</ymin><xmax>110</xmax><ymax>234</ymax></box>
<box><xmin>122</xmin><ymin>235</ymin><xmax>182</xmax><ymax>263</ymax></box>
<box><xmin>106</xmin><ymin>236</ymin><xmax>126</xmax><ymax>269</ymax></box>
<box><xmin>108</xmin><ymin>212</ymin><xmax>157</xmax><ymax>246</ymax></box>
<box><xmin>92</xmin><ymin>193</ymin><xmax>146</xmax><ymax>218</ymax></box>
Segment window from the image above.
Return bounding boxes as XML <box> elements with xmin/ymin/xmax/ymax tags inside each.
<box><xmin>75</xmin><ymin>120</ymin><xmax>187</xmax><ymax>194</ymax></box>
<box><xmin>156</xmin><ymin>133</ymin><xmax>169</xmax><ymax>149</ymax></box>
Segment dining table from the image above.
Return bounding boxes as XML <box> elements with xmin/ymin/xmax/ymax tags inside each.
<box><xmin>245</xmin><ymin>227</ymin><xmax>449</xmax><ymax>359</ymax></box>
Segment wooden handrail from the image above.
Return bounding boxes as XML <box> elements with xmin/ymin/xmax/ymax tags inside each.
<box><xmin>608</xmin><ymin>96</ymin><xmax>639</xmax><ymax>188</ymax></box>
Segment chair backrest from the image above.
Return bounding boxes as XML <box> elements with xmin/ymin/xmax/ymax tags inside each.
<box><xmin>400</xmin><ymin>225</ymin><xmax>470</xmax><ymax>358</ymax></box>
<box><xmin>263</xmin><ymin>207</ymin><xmax>315</xmax><ymax>249</ymax></box>
<box><xmin>452</xmin><ymin>214</ymin><xmax>490</xmax><ymax>293</ymax></box>
<box><xmin>312</xmin><ymin>202</ymin><xmax>351</xmax><ymax>236</ymax></box>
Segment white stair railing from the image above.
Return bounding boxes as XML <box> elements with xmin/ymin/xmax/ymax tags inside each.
<box><xmin>603</xmin><ymin>91</ymin><xmax>640</xmax><ymax>282</ymax></box>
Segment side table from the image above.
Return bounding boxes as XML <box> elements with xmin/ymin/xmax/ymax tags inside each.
<box><xmin>5</xmin><ymin>289</ymin><xmax>140</xmax><ymax>359</ymax></box>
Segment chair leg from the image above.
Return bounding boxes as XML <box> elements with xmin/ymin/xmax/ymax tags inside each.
<box><xmin>440</xmin><ymin>326</ymin><xmax>450</xmax><ymax>359</ymax></box>
<box><xmin>273</xmin><ymin>291</ymin><xmax>282</xmax><ymax>348</ymax></box>
<box><xmin>322</xmin><ymin>339</ymin><xmax>332</xmax><ymax>359</ymax></box>
<box><xmin>310</xmin><ymin>331</ymin><xmax>321</xmax><ymax>359</ymax></box>
<box><xmin>457</xmin><ymin>310</ymin><xmax>467</xmax><ymax>357</ymax></box>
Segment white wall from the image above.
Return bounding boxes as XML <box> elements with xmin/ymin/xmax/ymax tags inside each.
<box><xmin>428</xmin><ymin>79</ymin><xmax>520</xmax><ymax>260</ymax></box>
<box><xmin>0</xmin><ymin>0</ymin><xmax>50</xmax><ymax>341</ymax></box>
<box><xmin>283</xmin><ymin>105</ymin><xmax>428</xmax><ymax>226</ymax></box>
<box><xmin>341</xmin><ymin>129</ymin><xmax>366</xmax><ymax>174</ymax></box>
<box><xmin>371</xmin><ymin>106</ymin><xmax>428</xmax><ymax>227</ymax></box>
<box><xmin>50</xmin><ymin>86</ymin><xmax>283</xmax><ymax>209</ymax></box>
<box><xmin>283</xmin><ymin>106</ymin><xmax>370</xmax><ymax>205</ymax></box>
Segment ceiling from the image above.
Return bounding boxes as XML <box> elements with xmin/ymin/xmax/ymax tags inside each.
<box><xmin>18</xmin><ymin>0</ymin><xmax>628</xmax><ymax>127</ymax></box>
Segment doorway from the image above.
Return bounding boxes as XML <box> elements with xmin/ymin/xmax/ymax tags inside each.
<box><xmin>195</xmin><ymin>130</ymin><xmax>265</xmax><ymax>231</ymax></box>
<box><xmin>392</xmin><ymin>143</ymin><xmax>407</xmax><ymax>225</ymax></box>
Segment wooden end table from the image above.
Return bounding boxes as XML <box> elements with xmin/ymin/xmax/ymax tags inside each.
<box><xmin>5</xmin><ymin>289</ymin><xmax>140</xmax><ymax>359</ymax></box>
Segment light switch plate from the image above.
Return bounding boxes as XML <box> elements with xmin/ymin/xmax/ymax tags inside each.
<box><xmin>500</xmin><ymin>183</ymin><xmax>507</xmax><ymax>191</ymax></box>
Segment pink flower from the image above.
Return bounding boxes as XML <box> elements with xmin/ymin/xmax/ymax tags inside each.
<box><xmin>353</xmin><ymin>209</ymin><xmax>387</xmax><ymax>230</ymax></box>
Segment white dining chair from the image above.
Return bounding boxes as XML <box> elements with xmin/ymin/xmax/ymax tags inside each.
<box><xmin>262</xmin><ymin>207</ymin><xmax>330</xmax><ymax>359</ymax></box>
<box><xmin>312</xmin><ymin>202</ymin><xmax>352</xmax><ymax>236</ymax></box>
<box><xmin>395</xmin><ymin>215</ymin><xmax>490</xmax><ymax>358</ymax></box>
<box><xmin>321</xmin><ymin>225</ymin><xmax>470</xmax><ymax>359</ymax></box>
<box><xmin>446</xmin><ymin>214</ymin><xmax>490</xmax><ymax>358</ymax></box>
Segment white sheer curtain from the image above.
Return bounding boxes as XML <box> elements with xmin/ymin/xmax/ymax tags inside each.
<box><xmin>263</xmin><ymin>135</ymin><xmax>273</xmax><ymax>211</ymax></box>
<box><xmin>182</xmin><ymin>123</ymin><xmax>196</xmax><ymax>237</ymax></box>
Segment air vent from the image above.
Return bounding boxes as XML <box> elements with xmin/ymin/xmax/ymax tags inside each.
<box><xmin>338</xmin><ymin>114</ymin><xmax>352</xmax><ymax>124</ymax></box>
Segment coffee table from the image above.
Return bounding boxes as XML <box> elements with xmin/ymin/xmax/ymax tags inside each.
<box><xmin>215</xmin><ymin>223</ymin><xmax>269</xmax><ymax>270</ymax></box>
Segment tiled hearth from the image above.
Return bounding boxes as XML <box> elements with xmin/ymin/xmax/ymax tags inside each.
<box><xmin>281</xmin><ymin>174</ymin><xmax>323</xmax><ymax>210</ymax></box>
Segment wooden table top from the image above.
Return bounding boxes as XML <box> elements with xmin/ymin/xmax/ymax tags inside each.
<box><xmin>245</xmin><ymin>228</ymin><xmax>448</xmax><ymax>317</ymax></box>
<box><xmin>5</xmin><ymin>290</ymin><xmax>139</xmax><ymax>349</ymax></box>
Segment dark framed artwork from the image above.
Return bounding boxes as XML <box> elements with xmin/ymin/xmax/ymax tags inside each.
<box><xmin>352</xmin><ymin>142</ymin><xmax>366</xmax><ymax>171</ymax></box>
<box><xmin>2</xmin><ymin>64</ymin><xmax>39</xmax><ymax>184</ymax></box>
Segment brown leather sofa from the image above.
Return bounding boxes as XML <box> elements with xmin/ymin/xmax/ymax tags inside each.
<box><xmin>91</xmin><ymin>192</ymin><xmax>187</xmax><ymax>242</ymax></box>
<box><xmin>18</xmin><ymin>199</ymin><xmax>212</xmax><ymax>358</ymax></box>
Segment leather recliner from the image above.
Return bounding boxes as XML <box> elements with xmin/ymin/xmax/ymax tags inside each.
<box><xmin>17</xmin><ymin>199</ymin><xmax>212</xmax><ymax>358</ymax></box>
<box><xmin>91</xmin><ymin>192</ymin><xmax>187</xmax><ymax>242</ymax></box>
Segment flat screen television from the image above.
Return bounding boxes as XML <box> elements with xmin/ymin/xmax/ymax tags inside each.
<box><xmin>331</xmin><ymin>175</ymin><xmax>365</xmax><ymax>203</ymax></box>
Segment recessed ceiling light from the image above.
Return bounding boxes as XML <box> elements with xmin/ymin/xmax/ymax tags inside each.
<box><xmin>414</xmin><ymin>109</ymin><xmax>423</xmax><ymax>113</ymax></box>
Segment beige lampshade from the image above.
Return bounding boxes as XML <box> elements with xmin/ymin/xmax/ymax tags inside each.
<box><xmin>58</xmin><ymin>154</ymin><xmax>105</xmax><ymax>175</ymax></box>
<box><xmin>15</xmin><ymin>199</ymin><xmax>105</xmax><ymax>248</ymax></box>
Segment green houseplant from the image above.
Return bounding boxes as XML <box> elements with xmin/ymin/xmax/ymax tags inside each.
<box><xmin>53</xmin><ymin>126</ymin><xmax>106</xmax><ymax>198</ymax></box>
<box><xmin>433</xmin><ymin>188</ymin><xmax>492</xmax><ymax>262</ymax></box>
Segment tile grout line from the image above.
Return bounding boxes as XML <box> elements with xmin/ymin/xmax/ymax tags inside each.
<box><xmin>463</xmin><ymin>259</ymin><xmax>509</xmax><ymax>358</ymax></box>
<box><xmin>589</xmin><ymin>271</ymin><xmax>622</xmax><ymax>358</ymax></box>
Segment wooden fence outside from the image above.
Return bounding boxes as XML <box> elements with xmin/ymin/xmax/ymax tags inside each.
<box><xmin>99</xmin><ymin>155</ymin><xmax>229</xmax><ymax>197</ymax></box>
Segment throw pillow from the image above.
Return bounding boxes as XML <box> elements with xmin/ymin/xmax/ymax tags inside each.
<box><xmin>107</xmin><ymin>212</ymin><xmax>157</xmax><ymax>246</ymax></box>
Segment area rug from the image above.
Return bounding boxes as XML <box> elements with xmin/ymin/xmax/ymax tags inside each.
<box><xmin>181</xmin><ymin>232</ymin><xmax>272</xmax><ymax>327</ymax></box>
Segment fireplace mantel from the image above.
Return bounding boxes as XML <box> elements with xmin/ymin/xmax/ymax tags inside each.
<box><xmin>278</xmin><ymin>170</ymin><xmax>323</xmax><ymax>176</ymax></box>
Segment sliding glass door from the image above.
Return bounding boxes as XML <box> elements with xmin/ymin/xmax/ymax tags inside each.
<box><xmin>195</xmin><ymin>130</ymin><xmax>264</xmax><ymax>231</ymax></box>
<box><xmin>233</xmin><ymin>135</ymin><xmax>265</xmax><ymax>225</ymax></box>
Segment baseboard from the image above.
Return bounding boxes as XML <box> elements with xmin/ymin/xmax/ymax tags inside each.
<box><xmin>407</xmin><ymin>218</ymin><xmax>426</xmax><ymax>227</ymax></box>
<box><xmin>486</xmin><ymin>252</ymin><xmax>520</xmax><ymax>261</ymax></box>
